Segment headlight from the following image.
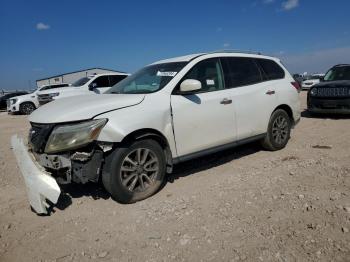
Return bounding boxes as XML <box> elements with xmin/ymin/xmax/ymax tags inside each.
<box><xmin>10</xmin><ymin>98</ymin><xmax>18</xmax><ymax>104</ymax></box>
<box><xmin>45</xmin><ymin>119</ymin><xmax>107</xmax><ymax>153</ymax></box>
<box><xmin>310</xmin><ymin>88</ymin><xmax>318</xmax><ymax>96</ymax></box>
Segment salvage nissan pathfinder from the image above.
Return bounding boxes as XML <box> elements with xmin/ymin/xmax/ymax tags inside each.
<box><xmin>12</xmin><ymin>51</ymin><xmax>301</xmax><ymax>214</ymax></box>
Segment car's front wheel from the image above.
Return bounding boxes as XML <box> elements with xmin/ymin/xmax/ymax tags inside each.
<box><xmin>20</xmin><ymin>102</ymin><xmax>36</xmax><ymax>115</ymax></box>
<box><xmin>102</xmin><ymin>139</ymin><xmax>166</xmax><ymax>204</ymax></box>
<box><xmin>261</xmin><ymin>109</ymin><xmax>291</xmax><ymax>151</ymax></box>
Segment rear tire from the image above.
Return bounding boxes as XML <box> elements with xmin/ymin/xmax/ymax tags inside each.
<box><xmin>102</xmin><ymin>139</ymin><xmax>166</xmax><ymax>204</ymax></box>
<box><xmin>261</xmin><ymin>109</ymin><xmax>291</xmax><ymax>151</ymax></box>
<box><xmin>20</xmin><ymin>102</ymin><xmax>36</xmax><ymax>115</ymax></box>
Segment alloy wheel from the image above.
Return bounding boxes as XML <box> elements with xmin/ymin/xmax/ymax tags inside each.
<box><xmin>120</xmin><ymin>148</ymin><xmax>159</xmax><ymax>192</ymax></box>
<box><xmin>22</xmin><ymin>104</ymin><xmax>35</xmax><ymax>115</ymax></box>
<box><xmin>272</xmin><ymin>115</ymin><xmax>289</xmax><ymax>145</ymax></box>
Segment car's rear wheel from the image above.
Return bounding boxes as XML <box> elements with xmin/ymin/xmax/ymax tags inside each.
<box><xmin>20</xmin><ymin>102</ymin><xmax>36</xmax><ymax>115</ymax></box>
<box><xmin>261</xmin><ymin>109</ymin><xmax>291</xmax><ymax>151</ymax></box>
<box><xmin>102</xmin><ymin>139</ymin><xmax>166</xmax><ymax>204</ymax></box>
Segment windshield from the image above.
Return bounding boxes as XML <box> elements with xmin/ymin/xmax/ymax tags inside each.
<box><xmin>72</xmin><ymin>77</ymin><xmax>91</xmax><ymax>87</ymax></box>
<box><xmin>106</xmin><ymin>62</ymin><xmax>188</xmax><ymax>94</ymax></box>
<box><xmin>324</xmin><ymin>66</ymin><xmax>350</xmax><ymax>81</ymax></box>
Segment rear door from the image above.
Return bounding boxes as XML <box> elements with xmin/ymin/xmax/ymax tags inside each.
<box><xmin>220</xmin><ymin>57</ymin><xmax>278</xmax><ymax>140</ymax></box>
<box><xmin>171</xmin><ymin>58</ymin><xmax>236</xmax><ymax>157</ymax></box>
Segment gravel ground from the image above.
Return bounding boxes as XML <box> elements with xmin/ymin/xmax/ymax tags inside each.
<box><xmin>0</xmin><ymin>92</ymin><xmax>349</xmax><ymax>262</ymax></box>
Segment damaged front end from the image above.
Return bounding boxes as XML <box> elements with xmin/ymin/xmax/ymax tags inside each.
<box><xmin>12</xmin><ymin>119</ymin><xmax>111</xmax><ymax>214</ymax></box>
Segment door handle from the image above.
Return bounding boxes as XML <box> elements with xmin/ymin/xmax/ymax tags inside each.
<box><xmin>266</xmin><ymin>90</ymin><xmax>275</xmax><ymax>95</ymax></box>
<box><xmin>220</xmin><ymin>98</ymin><xmax>232</xmax><ymax>105</ymax></box>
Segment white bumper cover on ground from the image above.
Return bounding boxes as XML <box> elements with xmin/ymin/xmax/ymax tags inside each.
<box><xmin>11</xmin><ymin>135</ymin><xmax>61</xmax><ymax>214</ymax></box>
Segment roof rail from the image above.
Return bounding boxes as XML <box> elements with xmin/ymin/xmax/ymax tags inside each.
<box><xmin>209</xmin><ymin>49</ymin><xmax>263</xmax><ymax>55</ymax></box>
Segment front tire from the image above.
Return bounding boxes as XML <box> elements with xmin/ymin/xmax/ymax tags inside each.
<box><xmin>20</xmin><ymin>102</ymin><xmax>36</xmax><ymax>115</ymax></box>
<box><xmin>102</xmin><ymin>139</ymin><xmax>166</xmax><ymax>204</ymax></box>
<box><xmin>261</xmin><ymin>109</ymin><xmax>291</xmax><ymax>151</ymax></box>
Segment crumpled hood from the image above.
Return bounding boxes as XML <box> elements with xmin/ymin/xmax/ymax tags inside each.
<box><xmin>29</xmin><ymin>94</ymin><xmax>145</xmax><ymax>124</ymax></box>
<box><xmin>314</xmin><ymin>80</ymin><xmax>350</xmax><ymax>88</ymax></box>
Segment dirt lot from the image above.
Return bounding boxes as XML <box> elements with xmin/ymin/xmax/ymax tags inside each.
<box><xmin>0</xmin><ymin>92</ymin><xmax>349</xmax><ymax>262</ymax></box>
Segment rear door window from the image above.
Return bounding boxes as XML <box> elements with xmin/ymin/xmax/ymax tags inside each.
<box><xmin>221</xmin><ymin>57</ymin><xmax>263</xmax><ymax>88</ymax></box>
<box><xmin>255</xmin><ymin>59</ymin><xmax>285</xmax><ymax>80</ymax></box>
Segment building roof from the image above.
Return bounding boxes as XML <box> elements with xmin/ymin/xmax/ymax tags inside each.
<box><xmin>36</xmin><ymin>67</ymin><xmax>128</xmax><ymax>82</ymax></box>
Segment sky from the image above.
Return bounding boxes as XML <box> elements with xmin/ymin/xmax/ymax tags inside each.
<box><xmin>0</xmin><ymin>0</ymin><xmax>349</xmax><ymax>90</ymax></box>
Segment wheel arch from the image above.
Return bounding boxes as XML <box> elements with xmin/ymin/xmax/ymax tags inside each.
<box><xmin>120</xmin><ymin>128</ymin><xmax>174</xmax><ymax>172</ymax></box>
<box><xmin>20</xmin><ymin>101</ymin><xmax>36</xmax><ymax>108</ymax></box>
<box><xmin>273</xmin><ymin>104</ymin><xmax>294</xmax><ymax>125</ymax></box>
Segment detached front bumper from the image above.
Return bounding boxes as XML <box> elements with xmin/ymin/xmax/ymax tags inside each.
<box><xmin>11</xmin><ymin>135</ymin><xmax>61</xmax><ymax>214</ymax></box>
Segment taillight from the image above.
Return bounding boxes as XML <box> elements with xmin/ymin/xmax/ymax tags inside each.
<box><xmin>291</xmin><ymin>81</ymin><xmax>301</xmax><ymax>93</ymax></box>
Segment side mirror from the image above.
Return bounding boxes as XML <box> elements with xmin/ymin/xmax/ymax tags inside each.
<box><xmin>179</xmin><ymin>79</ymin><xmax>202</xmax><ymax>93</ymax></box>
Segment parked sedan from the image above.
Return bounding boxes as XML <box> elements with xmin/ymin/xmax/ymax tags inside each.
<box><xmin>308</xmin><ymin>64</ymin><xmax>350</xmax><ymax>114</ymax></box>
<box><xmin>0</xmin><ymin>91</ymin><xmax>28</xmax><ymax>111</ymax></box>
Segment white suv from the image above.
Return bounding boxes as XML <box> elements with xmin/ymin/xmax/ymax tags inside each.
<box><xmin>12</xmin><ymin>52</ymin><xmax>301</xmax><ymax>214</ymax></box>
<box><xmin>37</xmin><ymin>73</ymin><xmax>129</xmax><ymax>106</ymax></box>
<box><xmin>7</xmin><ymin>83</ymin><xmax>70</xmax><ymax>115</ymax></box>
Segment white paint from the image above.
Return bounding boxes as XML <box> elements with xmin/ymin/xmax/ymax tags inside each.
<box><xmin>11</xmin><ymin>135</ymin><xmax>61</xmax><ymax>214</ymax></box>
<box><xmin>29</xmin><ymin>93</ymin><xmax>145</xmax><ymax>123</ymax></box>
<box><xmin>29</xmin><ymin>52</ymin><xmax>300</xmax><ymax>159</ymax></box>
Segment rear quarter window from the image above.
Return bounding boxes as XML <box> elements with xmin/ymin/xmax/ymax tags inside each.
<box><xmin>255</xmin><ymin>59</ymin><xmax>285</xmax><ymax>80</ymax></box>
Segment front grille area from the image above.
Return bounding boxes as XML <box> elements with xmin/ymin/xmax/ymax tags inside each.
<box><xmin>315</xmin><ymin>87</ymin><xmax>350</xmax><ymax>97</ymax></box>
<box><xmin>6</xmin><ymin>100</ymin><xmax>10</xmax><ymax>107</ymax></box>
<box><xmin>29</xmin><ymin>123</ymin><xmax>55</xmax><ymax>153</ymax></box>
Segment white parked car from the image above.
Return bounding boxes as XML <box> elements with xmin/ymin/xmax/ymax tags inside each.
<box><xmin>12</xmin><ymin>51</ymin><xmax>301</xmax><ymax>214</ymax></box>
<box><xmin>301</xmin><ymin>74</ymin><xmax>324</xmax><ymax>90</ymax></box>
<box><xmin>7</xmin><ymin>83</ymin><xmax>70</xmax><ymax>115</ymax></box>
<box><xmin>37</xmin><ymin>73</ymin><xmax>129</xmax><ymax>106</ymax></box>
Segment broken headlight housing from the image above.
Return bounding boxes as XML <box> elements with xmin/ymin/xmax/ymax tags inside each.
<box><xmin>45</xmin><ymin>119</ymin><xmax>107</xmax><ymax>153</ymax></box>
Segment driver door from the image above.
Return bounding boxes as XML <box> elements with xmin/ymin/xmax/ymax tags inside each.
<box><xmin>171</xmin><ymin>58</ymin><xmax>236</xmax><ymax>157</ymax></box>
